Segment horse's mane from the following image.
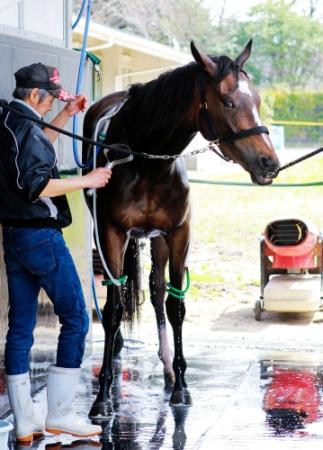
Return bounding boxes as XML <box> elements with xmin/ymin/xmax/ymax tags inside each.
<box><xmin>115</xmin><ymin>54</ymin><xmax>239</xmax><ymax>139</ymax></box>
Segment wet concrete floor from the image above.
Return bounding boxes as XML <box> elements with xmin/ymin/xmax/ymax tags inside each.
<box><xmin>6</xmin><ymin>311</ymin><xmax>323</xmax><ymax>450</ymax></box>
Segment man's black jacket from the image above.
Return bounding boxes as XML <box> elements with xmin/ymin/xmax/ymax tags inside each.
<box><xmin>0</xmin><ymin>100</ymin><xmax>72</xmax><ymax>228</ymax></box>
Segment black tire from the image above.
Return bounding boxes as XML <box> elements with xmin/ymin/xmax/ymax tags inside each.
<box><xmin>255</xmin><ymin>300</ymin><xmax>262</xmax><ymax>321</ymax></box>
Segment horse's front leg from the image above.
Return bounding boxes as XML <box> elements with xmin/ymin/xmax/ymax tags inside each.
<box><xmin>89</xmin><ymin>224</ymin><xmax>128</xmax><ymax>420</ymax></box>
<box><xmin>150</xmin><ymin>236</ymin><xmax>175</xmax><ymax>389</ymax></box>
<box><xmin>165</xmin><ymin>220</ymin><xmax>191</xmax><ymax>406</ymax></box>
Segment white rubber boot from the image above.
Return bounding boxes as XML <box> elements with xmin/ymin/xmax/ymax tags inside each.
<box><xmin>45</xmin><ymin>366</ymin><xmax>102</xmax><ymax>437</ymax></box>
<box><xmin>6</xmin><ymin>372</ymin><xmax>44</xmax><ymax>443</ymax></box>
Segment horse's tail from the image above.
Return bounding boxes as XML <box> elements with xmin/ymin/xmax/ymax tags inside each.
<box><xmin>123</xmin><ymin>238</ymin><xmax>143</xmax><ymax>322</ymax></box>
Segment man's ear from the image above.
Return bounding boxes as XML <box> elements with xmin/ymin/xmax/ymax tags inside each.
<box><xmin>29</xmin><ymin>88</ymin><xmax>40</xmax><ymax>104</ymax></box>
<box><xmin>191</xmin><ymin>41</ymin><xmax>217</xmax><ymax>77</ymax></box>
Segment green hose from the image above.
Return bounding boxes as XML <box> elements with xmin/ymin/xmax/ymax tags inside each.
<box><xmin>166</xmin><ymin>268</ymin><xmax>190</xmax><ymax>300</ymax></box>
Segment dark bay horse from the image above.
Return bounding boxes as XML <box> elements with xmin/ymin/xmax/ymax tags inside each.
<box><xmin>82</xmin><ymin>40</ymin><xmax>280</xmax><ymax>419</ymax></box>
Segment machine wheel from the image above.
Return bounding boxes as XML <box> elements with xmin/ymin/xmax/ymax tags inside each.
<box><xmin>255</xmin><ymin>300</ymin><xmax>262</xmax><ymax>321</ymax></box>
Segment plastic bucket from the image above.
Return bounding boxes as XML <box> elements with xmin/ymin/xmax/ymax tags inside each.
<box><xmin>0</xmin><ymin>420</ymin><xmax>13</xmax><ymax>449</ymax></box>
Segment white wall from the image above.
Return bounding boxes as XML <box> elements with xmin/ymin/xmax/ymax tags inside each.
<box><xmin>95</xmin><ymin>45</ymin><xmax>182</xmax><ymax>95</ymax></box>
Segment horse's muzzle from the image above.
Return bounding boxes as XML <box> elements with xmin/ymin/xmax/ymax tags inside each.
<box><xmin>251</xmin><ymin>167</ymin><xmax>280</xmax><ymax>186</ymax></box>
<box><xmin>251</xmin><ymin>156</ymin><xmax>280</xmax><ymax>185</ymax></box>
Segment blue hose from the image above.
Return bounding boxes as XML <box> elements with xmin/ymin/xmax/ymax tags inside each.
<box><xmin>71</xmin><ymin>0</ymin><xmax>104</xmax><ymax>323</ymax></box>
<box><xmin>71</xmin><ymin>2</ymin><xmax>143</xmax><ymax>347</ymax></box>
<box><xmin>72</xmin><ymin>0</ymin><xmax>87</xmax><ymax>29</ymax></box>
<box><xmin>72</xmin><ymin>0</ymin><xmax>94</xmax><ymax>169</ymax></box>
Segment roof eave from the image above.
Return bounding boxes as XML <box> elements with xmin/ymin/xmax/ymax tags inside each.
<box><xmin>73</xmin><ymin>18</ymin><xmax>192</xmax><ymax>64</ymax></box>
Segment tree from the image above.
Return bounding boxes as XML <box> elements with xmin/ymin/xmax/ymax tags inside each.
<box><xmin>73</xmin><ymin>0</ymin><xmax>323</xmax><ymax>88</ymax></box>
<box><xmin>73</xmin><ymin>0</ymin><xmax>217</xmax><ymax>53</ymax></box>
<box><xmin>219</xmin><ymin>0</ymin><xmax>323</xmax><ymax>88</ymax></box>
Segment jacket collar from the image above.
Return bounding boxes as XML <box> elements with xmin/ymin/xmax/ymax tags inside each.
<box><xmin>10</xmin><ymin>99</ymin><xmax>42</xmax><ymax>120</ymax></box>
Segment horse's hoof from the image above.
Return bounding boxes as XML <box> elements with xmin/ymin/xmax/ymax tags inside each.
<box><xmin>89</xmin><ymin>400</ymin><xmax>113</xmax><ymax>421</ymax></box>
<box><xmin>170</xmin><ymin>389</ymin><xmax>192</xmax><ymax>406</ymax></box>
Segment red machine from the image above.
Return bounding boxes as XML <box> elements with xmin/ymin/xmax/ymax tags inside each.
<box><xmin>255</xmin><ymin>218</ymin><xmax>323</xmax><ymax>320</ymax></box>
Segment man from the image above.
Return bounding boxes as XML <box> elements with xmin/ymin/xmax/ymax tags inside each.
<box><xmin>0</xmin><ymin>63</ymin><xmax>111</xmax><ymax>442</ymax></box>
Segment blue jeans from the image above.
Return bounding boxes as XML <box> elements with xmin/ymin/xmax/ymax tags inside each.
<box><xmin>2</xmin><ymin>227</ymin><xmax>89</xmax><ymax>375</ymax></box>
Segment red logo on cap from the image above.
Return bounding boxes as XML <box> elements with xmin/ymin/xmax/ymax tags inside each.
<box><xmin>50</xmin><ymin>68</ymin><xmax>61</xmax><ymax>86</ymax></box>
<box><xmin>58</xmin><ymin>89</ymin><xmax>75</xmax><ymax>101</ymax></box>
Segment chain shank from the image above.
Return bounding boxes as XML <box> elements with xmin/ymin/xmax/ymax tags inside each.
<box><xmin>141</xmin><ymin>141</ymin><xmax>222</xmax><ymax>161</ymax></box>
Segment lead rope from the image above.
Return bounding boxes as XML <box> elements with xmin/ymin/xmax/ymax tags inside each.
<box><xmin>278</xmin><ymin>147</ymin><xmax>323</xmax><ymax>172</ymax></box>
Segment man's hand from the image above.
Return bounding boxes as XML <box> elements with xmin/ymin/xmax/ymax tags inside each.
<box><xmin>45</xmin><ymin>95</ymin><xmax>88</xmax><ymax>143</ymax></box>
<box><xmin>39</xmin><ymin>168</ymin><xmax>112</xmax><ymax>198</ymax></box>
<box><xmin>84</xmin><ymin>167</ymin><xmax>112</xmax><ymax>189</ymax></box>
<box><xmin>64</xmin><ymin>95</ymin><xmax>88</xmax><ymax>117</ymax></box>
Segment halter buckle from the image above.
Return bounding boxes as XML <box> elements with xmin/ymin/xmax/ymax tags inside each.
<box><xmin>200</xmin><ymin>102</ymin><xmax>208</xmax><ymax>111</ymax></box>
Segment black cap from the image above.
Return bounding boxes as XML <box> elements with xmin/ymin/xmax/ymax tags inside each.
<box><xmin>14</xmin><ymin>63</ymin><xmax>75</xmax><ymax>102</ymax></box>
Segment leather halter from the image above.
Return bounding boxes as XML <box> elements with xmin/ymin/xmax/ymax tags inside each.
<box><xmin>198</xmin><ymin>73</ymin><xmax>269</xmax><ymax>146</ymax></box>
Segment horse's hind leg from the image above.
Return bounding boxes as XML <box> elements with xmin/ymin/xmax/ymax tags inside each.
<box><xmin>150</xmin><ymin>236</ymin><xmax>175</xmax><ymax>389</ymax></box>
<box><xmin>165</xmin><ymin>220</ymin><xmax>191</xmax><ymax>406</ymax></box>
<box><xmin>89</xmin><ymin>224</ymin><xmax>128</xmax><ymax>420</ymax></box>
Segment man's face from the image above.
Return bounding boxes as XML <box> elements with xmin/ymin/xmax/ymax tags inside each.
<box><xmin>26</xmin><ymin>88</ymin><xmax>55</xmax><ymax>116</ymax></box>
<box><xmin>38</xmin><ymin>93</ymin><xmax>55</xmax><ymax>115</ymax></box>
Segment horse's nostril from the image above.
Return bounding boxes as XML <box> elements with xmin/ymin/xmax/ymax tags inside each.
<box><xmin>259</xmin><ymin>155</ymin><xmax>272</xmax><ymax>169</ymax></box>
<box><xmin>259</xmin><ymin>155</ymin><xmax>279</xmax><ymax>171</ymax></box>
<box><xmin>258</xmin><ymin>155</ymin><xmax>279</xmax><ymax>178</ymax></box>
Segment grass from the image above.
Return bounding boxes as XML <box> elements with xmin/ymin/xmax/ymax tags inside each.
<box><xmin>186</xmin><ymin>152</ymin><xmax>323</xmax><ymax>302</ymax></box>
<box><xmin>117</xmin><ymin>150</ymin><xmax>323</xmax><ymax>306</ymax></box>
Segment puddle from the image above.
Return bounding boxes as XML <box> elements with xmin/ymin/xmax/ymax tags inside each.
<box><xmin>6</xmin><ymin>320</ymin><xmax>323</xmax><ymax>449</ymax></box>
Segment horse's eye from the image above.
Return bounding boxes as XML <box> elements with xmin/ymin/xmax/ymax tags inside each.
<box><xmin>223</xmin><ymin>98</ymin><xmax>234</xmax><ymax>108</ymax></box>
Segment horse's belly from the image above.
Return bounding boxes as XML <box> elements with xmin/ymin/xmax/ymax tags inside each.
<box><xmin>126</xmin><ymin>227</ymin><xmax>166</xmax><ymax>239</ymax></box>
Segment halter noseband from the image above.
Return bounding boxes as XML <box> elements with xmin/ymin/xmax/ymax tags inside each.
<box><xmin>198</xmin><ymin>73</ymin><xmax>269</xmax><ymax>151</ymax></box>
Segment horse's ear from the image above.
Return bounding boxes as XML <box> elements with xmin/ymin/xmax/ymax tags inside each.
<box><xmin>190</xmin><ymin>41</ymin><xmax>217</xmax><ymax>76</ymax></box>
<box><xmin>235</xmin><ymin>39</ymin><xmax>253</xmax><ymax>68</ymax></box>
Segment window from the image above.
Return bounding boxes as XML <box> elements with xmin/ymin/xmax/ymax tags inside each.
<box><xmin>0</xmin><ymin>0</ymin><xmax>19</xmax><ymax>27</ymax></box>
<box><xmin>0</xmin><ymin>0</ymin><xmax>69</xmax><ymax>47</ymax></box>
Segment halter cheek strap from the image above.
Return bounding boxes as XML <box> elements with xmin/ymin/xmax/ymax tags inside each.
<box><xmin>197</xmin><ymin>73</ymin><xmax>269</xmax><ymax>147</ymax></box>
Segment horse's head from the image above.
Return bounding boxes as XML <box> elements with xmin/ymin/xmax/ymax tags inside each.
<box><xmin>191</xmin><ymin>40</ymin><xmax>280</xmax><ymax>185</ymax></box>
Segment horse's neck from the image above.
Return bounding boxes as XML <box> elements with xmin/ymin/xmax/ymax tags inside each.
<box><xmin>144</xmin><ymin>107</ymin><xmax>198</xmax><ymax>156</ymax></box>
<box><xmin>112</xmin><ymin>67</ymin><xmax>199</xmax><ymax>155</ymax></box>
<box><xmin>168</xmin><ymin>129</ymin><xmax>197</xmax><ymax>155</ymax></box>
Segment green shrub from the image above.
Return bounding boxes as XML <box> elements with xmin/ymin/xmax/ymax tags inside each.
<box><xmin>262</xmin><ymin>89</ymin><xmax>323</xmax><ymax>147</ymax></box>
